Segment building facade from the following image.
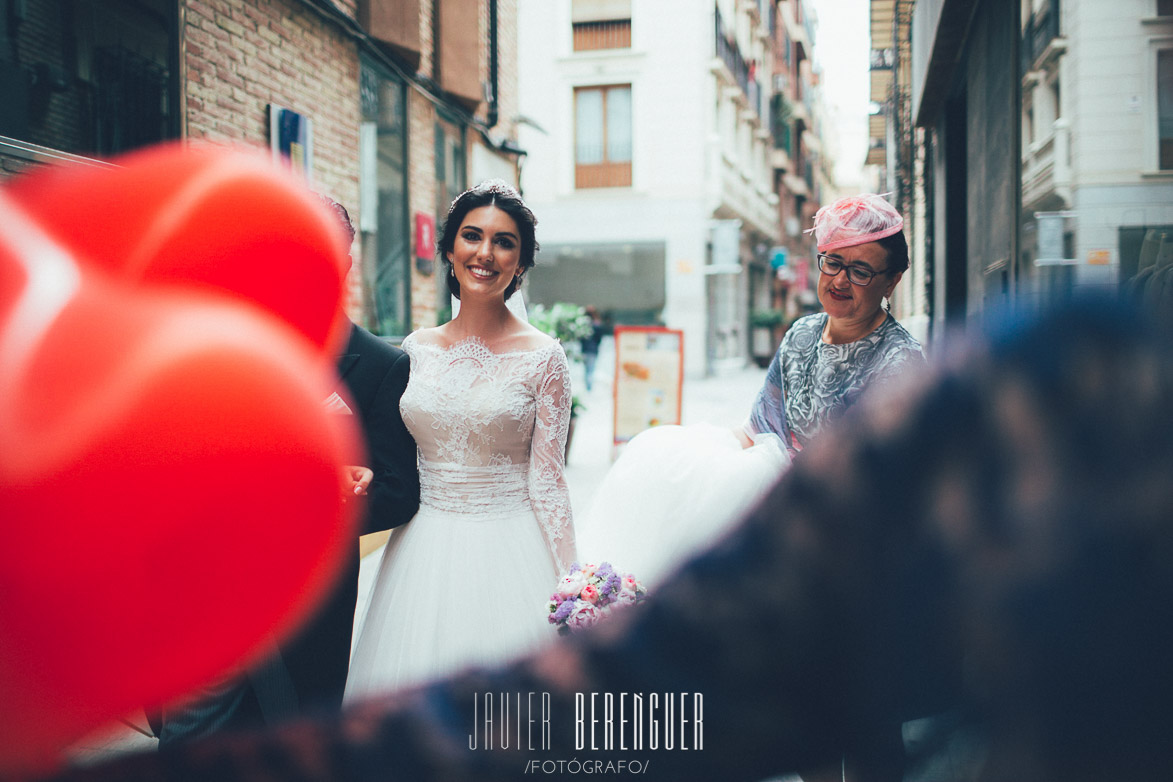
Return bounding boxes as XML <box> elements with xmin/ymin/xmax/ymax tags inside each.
<box><xmin>0</xmin><ymin>0</ymin><xmax>524</xmax><ymax>336</ymax></box>
<box><xmin>516</xmin><ymin>0</ymin><xmax>785</xmax><ymax>377</ymax></box>
<box><xmin>873</xmin><ymin>0</ymin><xmax>1173</xmax><ymax>339</ymax></box>
<box><xmin>765</xmin><ymin>0</ymin><xmax>832</xmax><ymax>359</ymax></box>
<box><xmin>867</xmin><ymin>0</ymin><xmax>931</xmax><ymax>342</ymax></box>
<box><xmin>1018</xmin><ymin>0</ymin><xmax>1173</xmax><ymax>302</ymax></box>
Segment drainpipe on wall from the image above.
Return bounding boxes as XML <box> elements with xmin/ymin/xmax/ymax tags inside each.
<box><xmin>487</xmin><ymin>0</ymin><xmax>499</xmax><ymax>129</ymax></box>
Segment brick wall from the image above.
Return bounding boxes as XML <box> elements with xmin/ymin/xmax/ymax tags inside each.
<box><xmin>180</xmin><ymin>0</ymin><xmax>519</xmax><ymax>331</ymax></box>
<box><xmin>182</xmin><ymin>0</ymin><xmax>359</xmax><ymax>206</ymax></box>
<box><xmin>182</xmin><ymin>0</ymin><xmax>363</xmax><ymax>312</ymax></box>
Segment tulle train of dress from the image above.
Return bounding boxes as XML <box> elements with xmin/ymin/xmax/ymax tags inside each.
<box><xmin>576</xmin><ymin>423</ymin><xmax>791</xmax><ymax>587</ymax></box>
<box><xmin>345</xmin><ymin>474</ymin><xmax>557</xmax><ymax>694</ymax></box>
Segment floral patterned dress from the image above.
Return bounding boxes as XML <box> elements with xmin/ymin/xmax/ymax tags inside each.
<box><xmin>747</xmin><ymin>312</ymin><xmax>924</xmax><ymax>453</ymax></box>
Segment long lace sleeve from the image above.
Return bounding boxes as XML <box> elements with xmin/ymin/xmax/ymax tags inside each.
<box><xmin>528</xmin><ymin>345</ymin><xmax>577</xmax><ymax>573</ymax></box>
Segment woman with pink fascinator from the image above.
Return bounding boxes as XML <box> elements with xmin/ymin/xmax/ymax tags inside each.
<box><xmin>743</xmin><ymin>193</ymin><xmax>925</xmax><ymax>455</ymax></box>
<box><xmin>580</xmin><ymin>195</ymin><xmax>923</xmax><ymax>589</ymax></box>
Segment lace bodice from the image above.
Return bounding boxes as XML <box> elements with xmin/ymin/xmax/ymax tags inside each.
<box><xmin>399</xmin><ymin>333</ymin><xmax>576</xmax><ymax>572</ymax></box>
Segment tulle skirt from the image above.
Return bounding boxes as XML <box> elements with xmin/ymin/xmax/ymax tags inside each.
<box><xmin>344</xmin><ymin>502</ymin><xmax>559</xmax><ymax>699</ymax></box>
<box><xmin>576</xmin><ymin>423</ymin><xmax>791</xmax><ymax>586</ymax></box>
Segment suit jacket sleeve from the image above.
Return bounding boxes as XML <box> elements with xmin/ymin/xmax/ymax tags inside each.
<box><xmin>361</xmin><ymin>349</ymin><xmax>419</xmax><ymax>535</ymax></box>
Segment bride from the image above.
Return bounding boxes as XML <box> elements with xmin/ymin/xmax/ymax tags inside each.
<box><xmin>344</xmin><ymin>181</ymin><xmax>576</xmax><ymax>698</ymax></box>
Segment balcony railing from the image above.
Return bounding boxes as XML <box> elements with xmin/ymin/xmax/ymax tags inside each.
<box><xmin>1021</xmin><ymin>0</ymin><xmax>1061</xmax><ymax>73</ymax></box>
<box><xmin>715</xmin><ymin>7</ymin><xmax>759</xmax><ymax>118</ymax></box>
<box><xmin>771</xmin><ymin>94</ymin><xmax>792</xmax><ymax>154</ymax></box>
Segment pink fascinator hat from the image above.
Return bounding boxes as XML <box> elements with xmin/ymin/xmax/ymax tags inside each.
<box><xmin>808</xmin><ymin>193</ymin><xmax>904</xmax><ymax>253</ymax></box>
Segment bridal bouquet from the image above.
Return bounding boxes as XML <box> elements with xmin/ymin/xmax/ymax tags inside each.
<box><xmin>547</xmin><ymin>562</ymin><xmax>647</xmax><ymax>636</ymax></box>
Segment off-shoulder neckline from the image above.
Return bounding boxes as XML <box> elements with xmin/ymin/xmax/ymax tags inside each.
<box><xmin>405</xmin><ymin>332</ymin><xmax>561</xmax><ymax>357</ymax></box>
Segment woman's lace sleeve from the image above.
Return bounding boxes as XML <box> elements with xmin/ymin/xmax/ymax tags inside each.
<box><xmin>528</xmin><ymin>345</ymin><xmax>577</xmax><ymax>574</ymax></box>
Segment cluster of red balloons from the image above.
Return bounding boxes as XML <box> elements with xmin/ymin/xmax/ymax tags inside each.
<box><xmin>0</xmin><ymin>144</ymin><xmax>362</xmax><ymax>774</ymax></box>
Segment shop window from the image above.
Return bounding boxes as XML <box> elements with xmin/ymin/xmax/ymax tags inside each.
<box><xmin>359</xmin><ymin>61</ymin><xmax>411</xmax><ymax>338</ymax></box>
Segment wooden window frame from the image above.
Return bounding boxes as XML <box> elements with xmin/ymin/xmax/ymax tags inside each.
<box><xmin>574</xmin><ymin>84</ymin><xmax>632</xmax><ymax>189</ymax></box>
<box><xmin>1160</xmin><ymin>48</ymin><xmax>1173</xmax><ymax>169</ymax></box>
<box><xmin>572</xmin><ymin>19</ymin><xmax>631</xmax><ymax>51</ymax></box>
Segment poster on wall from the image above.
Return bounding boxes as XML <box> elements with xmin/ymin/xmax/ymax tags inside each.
<box><xmin>415</xmin><ymin>212</ymin><xmax>436</xmax><ymax>274</ymax></box>
<box><xmin>268</xmin><ymin>104</ymin><xmax>313</xmax><ymax>178</ymax></box>
<box><xmin>612</xmin><ymin>326</ymin><xmax>684</xmax><ymax>445</ymax></box>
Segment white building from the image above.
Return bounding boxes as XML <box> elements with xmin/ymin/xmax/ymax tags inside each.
<box><xmin>1020</xmin><ymin>0</ymin><xmax>1173</xmax><ymax>300</ymax></box>
<box><xmin>517</xmin><ymin>0</ymin><xmax>779</xmax><ymax>376</ymax></box>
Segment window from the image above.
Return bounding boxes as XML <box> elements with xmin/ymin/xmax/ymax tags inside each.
<box><xmin>572</xmin><ymin>0</ymin><xmax>631</xmax><ymax>51</ymax></box>
<box><xmin>1160</xmin><ymin>49</ymin><xmax>1173</xmax><ymax>169</ymax></box>
<box><xmin>575</xmin><ymin>84</ymin><xmax>632</xmax><ymax>188</ymax></box>
<box><xmin>359</xmin><ymin>60</ymin><xmax>411</xmax><ymax>338</ymax></box>
<box><xmin>434</xmin><ymin>112</ymin><xmax>466</xmax><ymax>314</ymax></box>
<box><xmin>1160</xmin><ymin>0</ymin><xmax>1173</xmax><ymax>16</ymax></box>
<box><xmin>573</xmin><ymin>19</ymin><xmax>631</xmax><ymax>51</ymax></box>
<box><xmin>1</xmin><ymin>0</ymin><xmax>178</xmax><ymax>158</ymax></box>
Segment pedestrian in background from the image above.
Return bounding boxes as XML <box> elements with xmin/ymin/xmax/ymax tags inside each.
<box><xmin>580</xmin><ymin>305</ymin><xmax>605</xmax><ymax>392</ymax></box>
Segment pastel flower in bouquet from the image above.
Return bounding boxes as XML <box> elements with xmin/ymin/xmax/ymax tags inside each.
<box><xmin>547</xmin><ymin>561</ymin><xmax>647</xmax><ymax>636</ymax></box>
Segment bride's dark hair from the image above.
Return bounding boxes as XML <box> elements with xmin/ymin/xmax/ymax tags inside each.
<box><xmin>438</xmin><ymin>180</ymin><xmax>539</xmax><ymax>300</ymax></box>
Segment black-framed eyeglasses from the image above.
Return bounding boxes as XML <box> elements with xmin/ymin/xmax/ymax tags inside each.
<box><xmin>817</xmin><ymin>253</ymin><xmax>889</xmax><ymax>286</ymax></box>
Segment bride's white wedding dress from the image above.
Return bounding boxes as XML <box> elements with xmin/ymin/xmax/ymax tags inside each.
<box><xmin>344</xmin><ymin>334</ymin><xmax>575</xmax><ymax>698</ymax></box>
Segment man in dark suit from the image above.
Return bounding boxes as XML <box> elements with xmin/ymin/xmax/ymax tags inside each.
<box><xmin>279</xmin><ymin>196</ymin><xmax>421</xmax><ymax>716</ymax></box>
<box><xmin>281</xmin><ymin>317</ymin><xmax>420</xmax><ymax>714</ymax></box>
<box><xmin>155</xmin><ymin>199</ymin><xmax>419</xmax><ymax>743</ymax></box>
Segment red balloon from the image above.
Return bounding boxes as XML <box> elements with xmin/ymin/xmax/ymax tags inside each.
<box><xmin>9</xmin><ymin>142</ymin><xmax>351</xmax><ymax>355</ymax></box>
<box><xmin>0</xmin><ymin>186</ymin><xmax>360</xmax><ymax>773</ymax></box>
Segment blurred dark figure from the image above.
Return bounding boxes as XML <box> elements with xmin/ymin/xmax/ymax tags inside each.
<box><xmin>580</xmin><ymin>305</ymin><xmax>605</xmax><ymax>392</ymax></box>
<box><xmin>49</xmin><ymin>298</ymin><xmax>1173</xmax><ymax>782</ymax></box>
